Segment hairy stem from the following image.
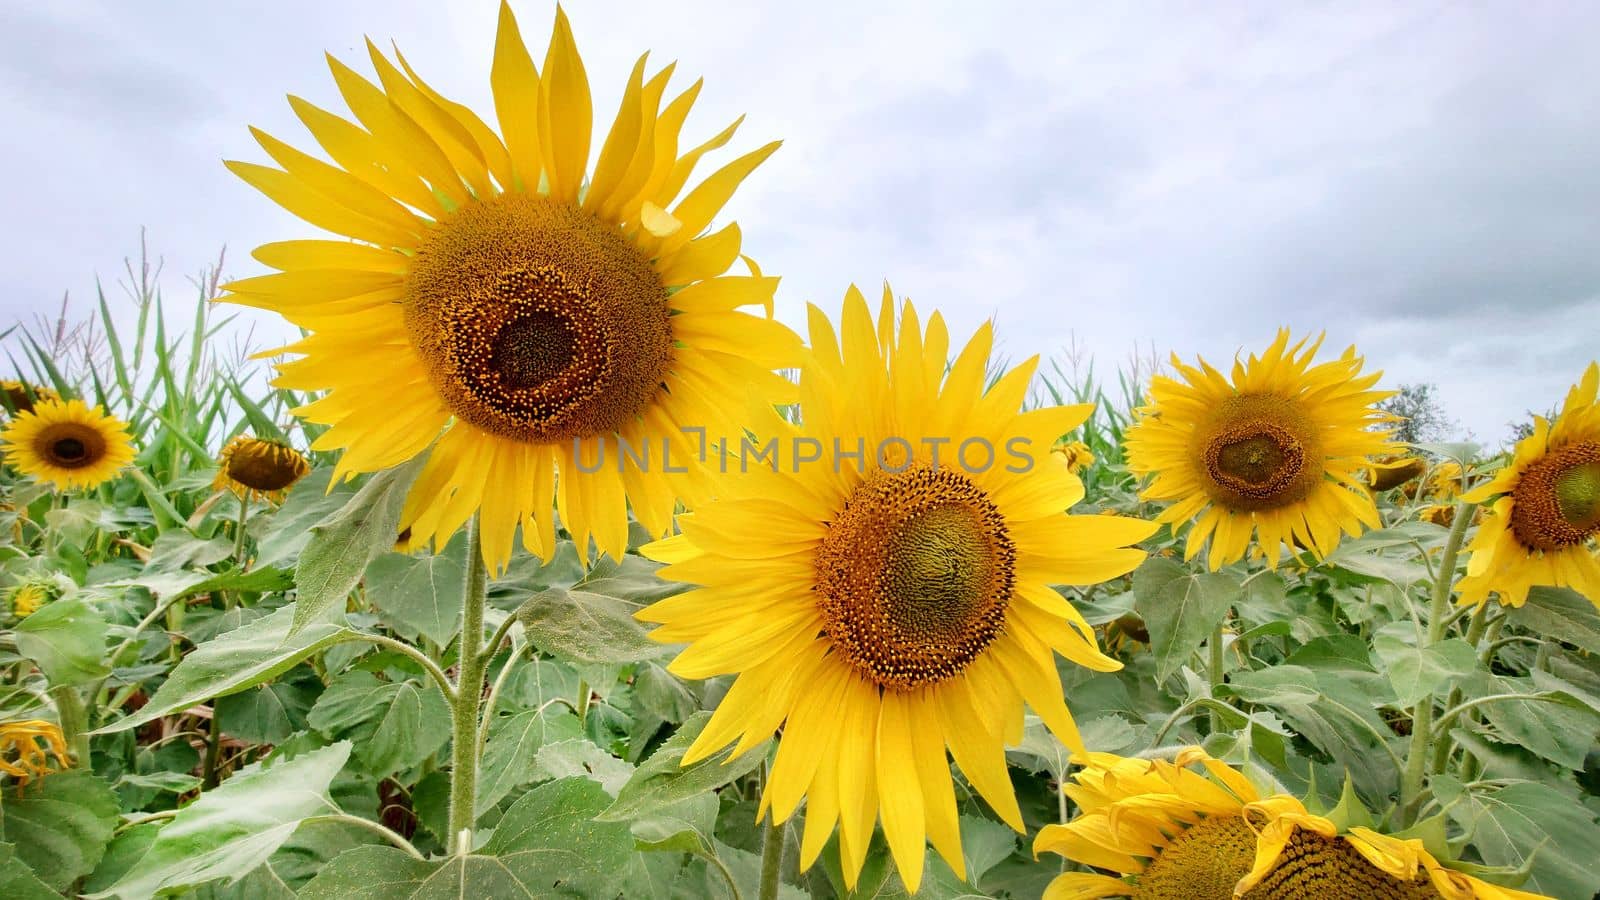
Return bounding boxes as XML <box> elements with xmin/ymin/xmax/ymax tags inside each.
<box><xmin>1399</xmin><ymin>501</ymin><xmax>1472</xmax><ymax>824</ymax></box>
<box><xmin>1208</xmin><ymin>622</ymin><xmax>1227</xmax><ymax>732</ymax></box>
<box><xmin>756</xmin><ymin>794</ymin><xmax>784</xmax><ymax>900</ymax></box>
<box><xmin>447</xmin><ymin>520</ymin><xmax>488</xmax><ymax>852</ymax></box>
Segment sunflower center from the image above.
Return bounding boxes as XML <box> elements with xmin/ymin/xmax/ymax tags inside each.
<box><xmin>1195</xmin><ymin>395</ymin><xmax>1323</xmax><ymax>511</ymax></box>
<box><xmin>1131</xmin><ymin>816</ymin><xmax>1256</xmax><ymax>900</ymax></box>
<box><xmin>1510</xmin><ymin>441</ymin><xmax>1600</xmax><ymax>551</ymax></box>
<box><xmin>813</xmin><ymin>466</ymin><xmax>1015</xmax><ymax>690</ymax></box>
<box><xmin>36</xmin><ymin>423</ymin><xmax>105</xmax><ymax>470</ymax></box>
<box><xmin>404</xmin><ymin>192</ymin><xmax>673</xmax><ymax>443</ymax></box>
<box><xmin>1237</xmin><ymin>829</ymin><xmax>1441</xmax><ymax>899</ymax></box>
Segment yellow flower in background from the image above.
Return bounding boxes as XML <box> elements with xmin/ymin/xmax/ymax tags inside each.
<box><xmin>1</xmin><ymin>380</ymin><xmax>59</xmax><ymax>416</ymax></box>
<box><xmin>640</xmin><ymin>287</ymin><xmax>1155</xmax><ymax>892</ymax></box>
<box><xmin>1034</xmin><ymin>749</ymin><xmax>1550</xmax><ymax>900</ymax></box>
<box><xmin>1125</xmin><ymin>330</ymin><xmax>1394</xmax><ymax>570</ymax></box>
<box><xmin>1</xmin><ymin>399</ymin><xmax>135</xmax><ymax>491</ymax></box>
<box><xmin>5</xmin><ymin>580</ymin><xmax>57</xmax><ymax>620</ymax></box>
<box><xmin>0</xmin><ymin>719</ymin><xmax>72</xmax><ymax>785</ymax></box>
<box><xmin>222</xmin><ymin>1</ymin><xmax>797</xmax><ymax>572</ymax></box>
<box><xmin>1457</xmin><ymin>363</ymin><xmax>1600</xmax><ymax>608</ymax></box>
<box><xmin>1368</xmin><ymin>453</ymin><xmax>1426</xmax><ymax>491</ymax></box>
<box><xmin>214</xmin><ymin>435</ymin><xmax>311</xmax><ymax>501</ymax></box>
<box><xmin>1054</xmin><ymin>439</ymin><xmax>1095</xmax><ymax>474</ymax></box>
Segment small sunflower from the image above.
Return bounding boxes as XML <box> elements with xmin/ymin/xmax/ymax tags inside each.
<box><xmin>214</xmin><ymin>435</ymin><xmax>311</xmax><ymax>501</ymax></box>
<box><xmin>1</xmin><ymin>380</ymin><xmax>59</xmax><ymax>415</ymax></box>
<box><xmin>1034</xmin><ymin>748</ymin><xmax>1550</xmax><ymax>900</ymax></box>
<box><xmin>1417</xmin><ymin>460</ymin><xmax>1469</xmax><ymax>526</ymax></box>
<box><xmin>1369</xmin><ymin>454</ymin><xmax>1427</xmax><ymax>492</ymax></box>
<box><xmin>1054</xmin><ymin>439</ymin><xmax>1096</xmax><ymax>475</ymax></box>
<box><xmin>640</xmin><ymin>287</ymin><xmax>1156</xmax><ymax>891</ymax></box>
<box><xmin>1</xmin><ymin>399</ymin><xmax>135</xmax><ymax>491</ymax></box>
<box><xmin>1124</xmin><ymin>330</ymin><xmax>1395</xmax><ymax>570</ymax></box>
<box><xmin>224</xmin><ymin>1</ymin><xmax>798</xmax><ymax>572</ymax></box>
<box><xmin>4</xmin><ymin>579</ymin><xmax>58</xmax><ymax>621</ymax></box>
<box><xmin>1457</xmin><ymin>363</ymin><xmax>1600</xmax><ymax>608</ymax></box>
<box><xmin>0</xmin><ymin>719</ymin><xmax>72</xmax><ymax>785</ymax></box>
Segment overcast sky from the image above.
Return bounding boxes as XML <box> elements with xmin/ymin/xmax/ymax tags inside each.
<box><xmin>3</xmin><ymin>1</ymin><xmax>1595</xmax><ymax>443</ymax></box>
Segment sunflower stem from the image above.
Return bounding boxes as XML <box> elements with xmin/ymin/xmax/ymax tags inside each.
<box><xmin>1429</xmin><ymin>603</ymin><xmax>1493</xmax><ymax>772</ymax></box>
<box><xmin>575</xmin><ymin>680</ymin><xmax>591</xmax><ymax>728</ymax></box>
<box><xmin>1207</xmin><ymin>623</ymin><xmax>1227</xmax><ymax>732</ymax></box>
<box><xmin>231</xmin><ymin>493</ymin><xmax>250</xmax><ymax>567</ymax></box>
<box><xmin>757</xmin><ymin>799</ymin><xmax>784</xmax><ymax>900</ymax></box>
<box><xmin>1399</xmin><ymin>500</ymin><xmax>1472</xmax><ymax>825</ymax></box>
<box><xmin>447</xmin><ymin>519</ymin><xmax>488</xmax><ymax>853</ymax></box>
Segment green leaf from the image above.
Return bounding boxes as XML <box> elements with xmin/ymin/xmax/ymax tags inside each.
<box><xmin>1131</xmin><ymin>557</ymin><xmax>1239</xmax><ymax>683</ymax></box>
<box><xmin>364</xmin><ymin>533</ymin><xmax>466</xmax><ymax>646</ymax></box>
<box><xmin>1436</xmin><ymin>775</ymin><xmax>1600</xmax><ymax>899</ymax></box>
<box><xmin>958</xmin><ymin>814</ymin><xmax>1015</xmax><ymax>888</ymax></box>
<box><xmin>88</xmin><ymin>742</ymin><xmax>353</xmax><ymax>899</ymax></box>
<box><xmin>515</xmin><ymin>586</ymin><xmax>670</xmax><ymax>665</ymax></box>
<box><xmin>476</xmin><ymin>708</ymin><xmax>584</xmax><ymax>814</ymax></box>
<box><xmin>114</xmin><ymin>566</ymin><xmax>294</xmax><ymax>607</ymax></box>
<box><xmin>1506</xmin><ymin>586</ymin><xmax>1600</xmax><ymax>655</ymax></box>
<box><xmin>214</xmin><ymin>668</ymin><xmax>321</xmax><ymax>744</ymax></box>
<box><xmin>306</xmin><ymin>670</ymin><xmax>450</xmax><ymax>776</ymax></box>
<box><xmin>252</xmin><ymin>470</ymin><xmax>352</xmax><ymax>569</ymax></box>
<box><xmin>0</xmin><ymin>843</ymin><xmax>56</xmax><ymax>900</ymax></box>
<box><xmin>298</xmin><ymin>778</ymin><xmax>635</xmax><ymax>900</ymax></box>
<box><xmin>631</xmin><ymin>793</ymin><xmax>719</xmax><ymax>855</ymax></box>
<box><xmin>94</xmin><ymin>603</ymin><xmax>357</xmax><ymax>734</ymax></box>
<box><xmin>14</xmin><ymin>597</ymin><xmax>109</xmax><ymax>686</ymax></box>
<box><xmin>1469</xmin><ymin>674</ymin><xmax>1599</xmax><ymax>769</ymax></box>
<box><xmin>534</xmin><ymin>737</ymin><xmax>635</xmax><ymax>796</ymax></box>
<box><xmin>0</xmin><ymin>769</ymin><xmax>118</xmax><ymax>891</ymax></box>
<box><xmin>1371</xmin><ymin>623</ymin><xmax>1477</xmax><ymax>707</ymax></box>
<box><xmin>598</xmin><ymin>711</ymin><xmax>769</xmax><ymax>822</ymax></box>
<box><xmin>292</xmin><ymin>455</ymin><xmax>426</xmax><ymax>636</ymax></box>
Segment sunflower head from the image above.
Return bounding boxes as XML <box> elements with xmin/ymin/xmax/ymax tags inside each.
<box><xmin>221</xmin><ymin>1</ymin><xmax>796</xmax><ymax>572</ymax></box>
<box><xmin>639</xmin><ymin>286</ymin><xmax>1155</xmax><ymax>892</ymax></box>
<box><xmin>1458</xmin><ymin>362</ymin><xmax>1600</xmax><ymax>608</ymax></box>
<box><xmin>1</xmin><ymin>381</ymin><xmax>59</xmax><ymax>416</ymax></box>
<box><xmin>1</xmin><ymin>399</ymin><xmax>135</xmax><ymax>491</ymax></box>
<box><xmin>0</xmin><ymin>719</ymin><xmax>71</xmax><ymax>786</ymax></box>
<box><xmin>4</xmin><ymin>578</ymin><xmax>58</xmax><ymax>622</ymax></box>
<box><xmin>1124</xmin><ymin>330</ymin><xmax>1395</xmax><ymax>570</ymax></box>
<box><xmin>1369</xmin><ymin>454</ymin><xmax>1427</xmax><ymax>492</ymax></box>
<box><xmin>1054</xmin><ymin>439</ymin><xmax>1096</xmax><ymax>474</ymax></box>
<box><xmin>215</xmin><ymin>435</ymin><xmax>311</xmax><ymax>500</ymax></box>
<box><xmin>1034</xmin><ymin>749</ymin><xmax>1549</xmax><ymax>900</ymax></box>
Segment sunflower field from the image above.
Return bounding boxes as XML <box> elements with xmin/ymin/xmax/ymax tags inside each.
<box><xmin>3</xmin><ymin>5</ymin><xmax>1600</xmax><ymax>900</ymax></box>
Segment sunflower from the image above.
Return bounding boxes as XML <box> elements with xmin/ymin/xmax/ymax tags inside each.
<box><xmin>1034</xmin><ymin>748</ymin><xmax>1549</xmax><ymax>900</ymax></box>
<box><xmin>222</xmin><ymin>2</ymin><xmax>798</xmax><ymax>572</ymax></box>
<box><xmin>0</xmin><ymin>719</ymin><xmax>71</xmax><ymax>785</ymax></box>
<box><xmin>214</xmin><ymin>435</ymin><xmax>311</xmax><ymax>501</ymax></box>
<box><xmin>1054</xmin><ymin>439</ymin><xmax>1096</xmax><ymax>475</ymax></box>
<box><xmin>1</xmin><ymin>380</ymin><xmax>59</xmax><ymax>416</ymax></box>
<box><xmin>1456</xmin><ymin>363</ymin><xmax>1600</xmax><ymax>608</ymax></box>
<box><xmin>639</xmin><ymin>286</ymin><xmax>1156</xmax><ymax>891</ymax></box>
<box><xmin>1</xmin><ymin>399</ymin><xmax>135</xmax><ymax>491</ymax></box>
<box><xmin>1124</xmin><ymin>330</ymin><xmax>1394</xmax><ymax>570</ymax></box>
<box><xmin>1369</xmin><ymin>454</ymin><xmax>1426</xmax><ymax>492</ymax></box>
<box><xmin>1416</xmin><ymin>460</ymin><xmax>1469</xmax><ymax>527</ymax></box>
<box><xmin>4</xmin><ymin>579</ymin><xmax>57</xmax><ymax>621</ymax></box>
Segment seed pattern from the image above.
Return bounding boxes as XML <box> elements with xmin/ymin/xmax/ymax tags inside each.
<box><xmin>219</xmin><ymin>436</ymin><xmax>311</xmax><ymax>493</ymax></box>
<box><xmin>1510</xmin><ymin>440</ymin><xmax>1600</xmax><ymax>551</ymax></box>
<box><xmin>1196</xmin><ymin>395</ymin><xmax>1323</xmax><ymax>511</ymax></box>
<box><xmin>1130</xmin><ymin>815</ymin><xmax>1257</xmax><ymax>900</ymax></box>
<box><xmin>404</xmin><ymin>192</ymin><xmax>673</xmax><ymax>443</ymax></box>
<box><xmin>814</xmin><ymin>466</ymin><xmax>1015</xmax><ymax>689</ymax></box>
<box><xmin>1239</xmin><ymin>829</ymin><xmax>1441</xmax><ymax>899</ymax></box>
<box><xmin>35</xmin><ymin>422</ymin><xmax>106</xmax><ymax>470</ymax></box>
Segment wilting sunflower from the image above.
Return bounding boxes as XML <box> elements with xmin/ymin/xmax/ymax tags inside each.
<box><xmin>1</xmin><ymin>399</ymin><xmax>135</xmax><ymax>491</ymax></box>
<box><xmin>1125</xmin><ymin>330</ymin><xmax>1394</xmax><ymax>570</ymax></box>
<box><xmin>639</xmin><ymin>287</ymin><xmax>1156</xmax><ymax>891</ymax></box>
<box><xmin>1054</xmin><ymin>439</ymin><xmax>1095</xmax><ymax>475</ymax></box>
<box><xmin>223</xmin><ymin>1</ymin><xmax>798</xmax><ymax>572</ymax></box>
<box><xmin>1034</xmin><ymin>748</ymin><xmax>1549</xmax><ymax>900</ymax></box>
<box><xmin>0</xmin><ymin>719</ymin><xmax>71</xmax><ymax>785</ymax></box>
<box><xmin>1</xmin><ymin>380</ymin><xmax>59</xmax><ymax>415</ymax></box>
<box><xmin>214</xmin><ymin>435</ymin><xmax>311</xmax><ymax>501</ymax></box>
<box><xmin>1369</xmin><ymin>454</ymin><xmax>1426</xmax><ymax>492</ymax></box>
<box><xmin>1457</xmin><ymin>363</ymin><xmax>1600</xmax><ymax>608</ymax></box>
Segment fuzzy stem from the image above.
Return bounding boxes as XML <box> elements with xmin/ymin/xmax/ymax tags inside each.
<box><xmin>231</xmin><ymin>494</ymin><xmax>251</xmax><ymax>566</ymax></box>
<box><xmin>1399</xmin><ymin>501</ymin><xmax>1472</xmax><ymax>823</ymax></box>
<box><xmin>1207</xmin><ymin>622</ymin><xmax>1227</xmax><ymax>732</ymax></box>
<box><xmin>202</xmin><ymin>705</ymin><xmax>224</xmax><ymax>789</ymax></box>
<box><xmin>446</xmin><ymin>520</ymin><xmax>488</xmax><ymax>852</ymax></box>
<box><xmin>756</xmin><ymin>804</ymin><xmax>783</xmax><ymax>900</ymax></box>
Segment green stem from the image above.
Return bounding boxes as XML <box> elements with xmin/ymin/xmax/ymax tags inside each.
<box><xmin>202</xmin><ymin>706</ymin><xmax>223</xmax><ymax>789</ymax></box>
<box><xmin>575</xmin><ymin>680</ymin><xmax>591</xmax><ymax>728</ymax></box>
<box><xmin>1399</xmin><ymin>501</ymin><xmax>1472</xmax><ymax>823</ymax></box>
<box><xmin>447</xmin><ymin>520</ymin><xmax>488</xmax><ymax>853</ymax></box>
<box><xmin>355</xmin><ymin>633</ymin><xmax>455</xmax><ymax>703</ymax></box>
<box><xmin>1207</xmin><ymin>622</ymin><xmax>1227</xmax><ymax>732</ymax></box>
<box><xmin>231</xmin><ymin>494</ymin><xmax>250</xmax><ymax>567</ymax></box>
<box><xmin>48</xmin><ymin>685</ymin><xmax>89</xmax><ymax>765</ymax></box>
<box><xmin>1430</xmin><ymin>604</ymin><xmax>1494</xmax><ymax>772</ymax></box>
<box><xmin>303</xmin><ymin>813</ymin><xmax>427</xmax><ymax>862</ymax></box>
<box><xmin>756</xmin><ymin>803</ymin><xmax>783</xmax><ymax>900</ymax></box>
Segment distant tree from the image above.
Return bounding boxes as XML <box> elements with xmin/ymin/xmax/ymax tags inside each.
<box><xmin>1379</xmin><ymin>383</ymin><xmax>1458</xmax><ymax>445</ymax></box>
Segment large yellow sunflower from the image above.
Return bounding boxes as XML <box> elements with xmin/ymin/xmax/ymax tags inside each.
<box><xmin>639</xmin><ymin>287</ymin><xmax>1156</xmax><ymax>892</ymax></box>
<box><xmin>1125</xmin><ymin>330</ymin><xmax>1394</xmax><ymax>570</ymax></box>
<box><xmin>1</xmin><ymin>398</ymin><xmax>135</xmax><ymax>491</ymax></box>
<box><xmin>1034</xmin><ymin>748</ymin><xmax>1549</xmax><ymax>900</ymax></box>
<box><xmin>222</xmin><ymin>2</ymin><xmax>798</xmax><ymax>572</ymax></box>
<box><xmin>1457</xmin><ymin>362</ymin><xmax>1600</xmax><ymax>608</ymax></box>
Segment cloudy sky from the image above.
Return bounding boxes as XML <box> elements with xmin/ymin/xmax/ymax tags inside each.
<box><xmin>3</xmin><ymin>1</ymin><xmax>1595</xmax><ymax>442</ymax></box>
